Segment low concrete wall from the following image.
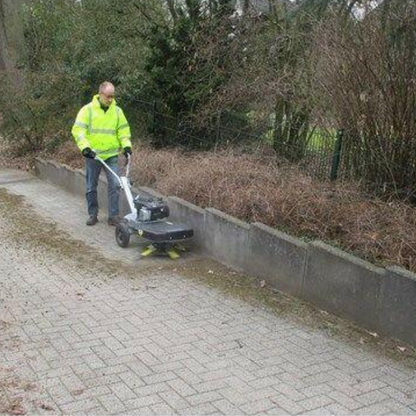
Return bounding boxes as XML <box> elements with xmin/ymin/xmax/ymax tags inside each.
<box><xmin>376</xmin><ymin>266</ymin><xmax>416</xmax><ymax>345</ymax></box>
<box><xmin>247</xmin><ymin>223</ymin><xmax>307</xmax><ymax>297</ymax></box>
<box><xmin>204</xmin><ymin>208</ymin><xmax>250</xmax><ymax>271</ymax></box>
<box><xmin>36</xmin><ymin>159</ymin><xmax>69</xmax><ymax>189</ymax></box>
<box><xmin>167</xmin><ymin>196</ymin><xmax>205</xmax><ymax>253</ymax></box>
<box><xmin>34</xmin><ymin>157</ymin><xmax>416</xmax><ymax>347</ymax></box>
<box><xmin>302</xmin><ymin>241</ymin><xmax>384</xmax><ymax>331</ymax></box>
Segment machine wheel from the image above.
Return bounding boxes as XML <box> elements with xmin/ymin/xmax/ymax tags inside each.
<box><xmin>115</xmin><ymin>223</ymin><xmax>131</xmax><ymax>248</ymax></box>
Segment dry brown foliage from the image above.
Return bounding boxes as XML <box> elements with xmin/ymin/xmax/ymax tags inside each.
<box><xmin>48</xmin><ymin>141</ymin><xmax>416</xmax><ymax>273</ymax></box>
<box><xmin>51</xmin><ymin>140</ymin><xmax>84</xmax><ymax>170</ymax></box>
<box><xmin>130</xmin><ymin>146</ymin><xmax>416</xmax><ymax>273</ymax></box>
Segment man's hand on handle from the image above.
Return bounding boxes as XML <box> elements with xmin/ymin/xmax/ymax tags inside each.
<box><xmin>82</xmin><ymin>147</ymin><xmax>131</xmax><ymax>160</ymax></box>
<box><xmin>82</xmin><ymin>148</ymin><xmax>96</xmax><ymax>159</ymax></box>
<box><xmin>123</xmin><ymin>147</ymin><xmax>132</xmax><ymax>158</ymax></box>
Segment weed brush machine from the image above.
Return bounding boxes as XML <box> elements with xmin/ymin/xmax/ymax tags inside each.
<box><xmin>96</xmin><ymin>155</ymin><xmax>193</xmax><ymax>259</ymax></box>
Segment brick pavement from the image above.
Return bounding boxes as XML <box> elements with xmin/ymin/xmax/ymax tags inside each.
<box><xmin>1</xmin><ymin>169</ymin><xmax>416</xmax><ymax>415</ymax></box>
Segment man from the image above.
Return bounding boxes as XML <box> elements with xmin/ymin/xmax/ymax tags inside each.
<box><xmin>71</xmin><ymin>81</ymin><xmax>132</xmax><ymax>226</ymax></box>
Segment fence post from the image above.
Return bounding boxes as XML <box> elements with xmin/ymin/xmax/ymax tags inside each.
<box><xmin>152</xmin><ymin>101</ymin><xmax>157</xmax><ymax>133</ymax></box>
<box><xmin>330</xmin><ymin>128</ymin><xmax>344</xmax><ymax>181</ymax></box>
<box><xmin>216</xmin><ymin>110</ymin><xmax>222</xmax><ymax>143</ymax></box>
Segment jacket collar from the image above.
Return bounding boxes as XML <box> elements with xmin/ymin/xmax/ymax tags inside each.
<box><xmin>92</xmin><ymin>94</ymin><xmax>117</xmax><ymax>110</ymax></box>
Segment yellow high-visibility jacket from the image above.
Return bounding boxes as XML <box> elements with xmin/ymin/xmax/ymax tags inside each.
<box><xmin>71</xmin><ymin>94</ymin><xmax>132</xmax><ymax>160</ymax></box>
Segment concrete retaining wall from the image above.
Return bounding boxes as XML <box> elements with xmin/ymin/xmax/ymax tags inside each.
<box><xmin>302</xmin><ymin>241</ymin><xmax>384</xmax><ymax>330</ymax></box>
<box><xmin>204</xmin><ymin>208</ymin><xmax>250</xmax><ymax>271</ymax></box>
<box><xmin>376</xmin><ymin>266</ymin><xmax>416</xmax><ymax>346</ymax></box>
<box><xmin>247</xmin><ymin>223</ymin><xmax>307</xmax><ymax>297</ymax></box>
<box><xmin>34</xmin><ymin>157</ymin><xmax>416</xmax><ymax>347</ymax></box>
<box><xmin>167</xmin><ymin>196</ymin><xmax>205</xmax><ymax>253</ymax></box>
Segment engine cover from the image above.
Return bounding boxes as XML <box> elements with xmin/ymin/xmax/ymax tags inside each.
<box><xmin>134</xmin><ymin>196</ymin><xmax>170</xmax><ymax>221</ymax></box>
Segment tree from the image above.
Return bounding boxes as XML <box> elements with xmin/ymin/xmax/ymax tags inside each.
<box><xmin>135</xmin><ymin>0</ymin><xmax>239</xmax><ymax>148</ymax></box>
<box><xmin>0</xmin><ymin>0</ymin><xmax>27</xmax><ymax>88</ymax></box>
<box><xmin>311</xmin><ymin>0</ymin><xmax>416</xmax><ymax>197</ymax></box>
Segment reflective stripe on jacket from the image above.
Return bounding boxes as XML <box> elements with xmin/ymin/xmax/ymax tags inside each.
<box><xmin>71</xmin><ymin>94</ymin><xmax>132</xmax><ymax>160</ymax></box>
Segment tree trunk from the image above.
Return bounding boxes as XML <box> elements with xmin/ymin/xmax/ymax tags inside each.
<box><xmin>165</xmin><ymin>0</ymin><xmax>177</xmax><ymax>23</ymax></box>
<box><xmin>243</xmin><ymin>0</ymin><xmax>250</xmax><ymax>14</ymax></box>
<box><xmin>0</xmin><ymin>0</ymin><xmax>27</xmax><ymax>88</ymax></box>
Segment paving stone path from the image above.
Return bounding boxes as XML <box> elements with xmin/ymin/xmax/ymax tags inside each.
<box><xmin>1</xmin><ymin>169</ymin><xmax>416</xmax><ymax>415</ymax></box>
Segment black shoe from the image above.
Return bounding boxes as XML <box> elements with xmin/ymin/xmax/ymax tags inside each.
<box><xmin>86</xmin><ymin>216</ymin><xmax>98</xmax><ymax>226</ymax></box>
<box><xmin>107</xmin><ymin>215</ymin><xmax>121</xmax><ymax>226</ymax></box>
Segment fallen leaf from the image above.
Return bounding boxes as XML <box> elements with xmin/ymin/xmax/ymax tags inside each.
<box><xmin>40</xmin><ymin>404</ymin><xmax>54</xmax><ymax>411</ymax></box>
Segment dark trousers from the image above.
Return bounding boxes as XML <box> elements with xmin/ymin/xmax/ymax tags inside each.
<box><xmin>85</xmin><ymin>156</ymin><xmax>119</xmax><ymax>218</ymax></box>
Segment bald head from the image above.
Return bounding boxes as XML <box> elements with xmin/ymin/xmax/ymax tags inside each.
<box><xmin>98</xmin><ymin>81</ymin><xmax>115</xmax><ymax>107</ymax></box>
